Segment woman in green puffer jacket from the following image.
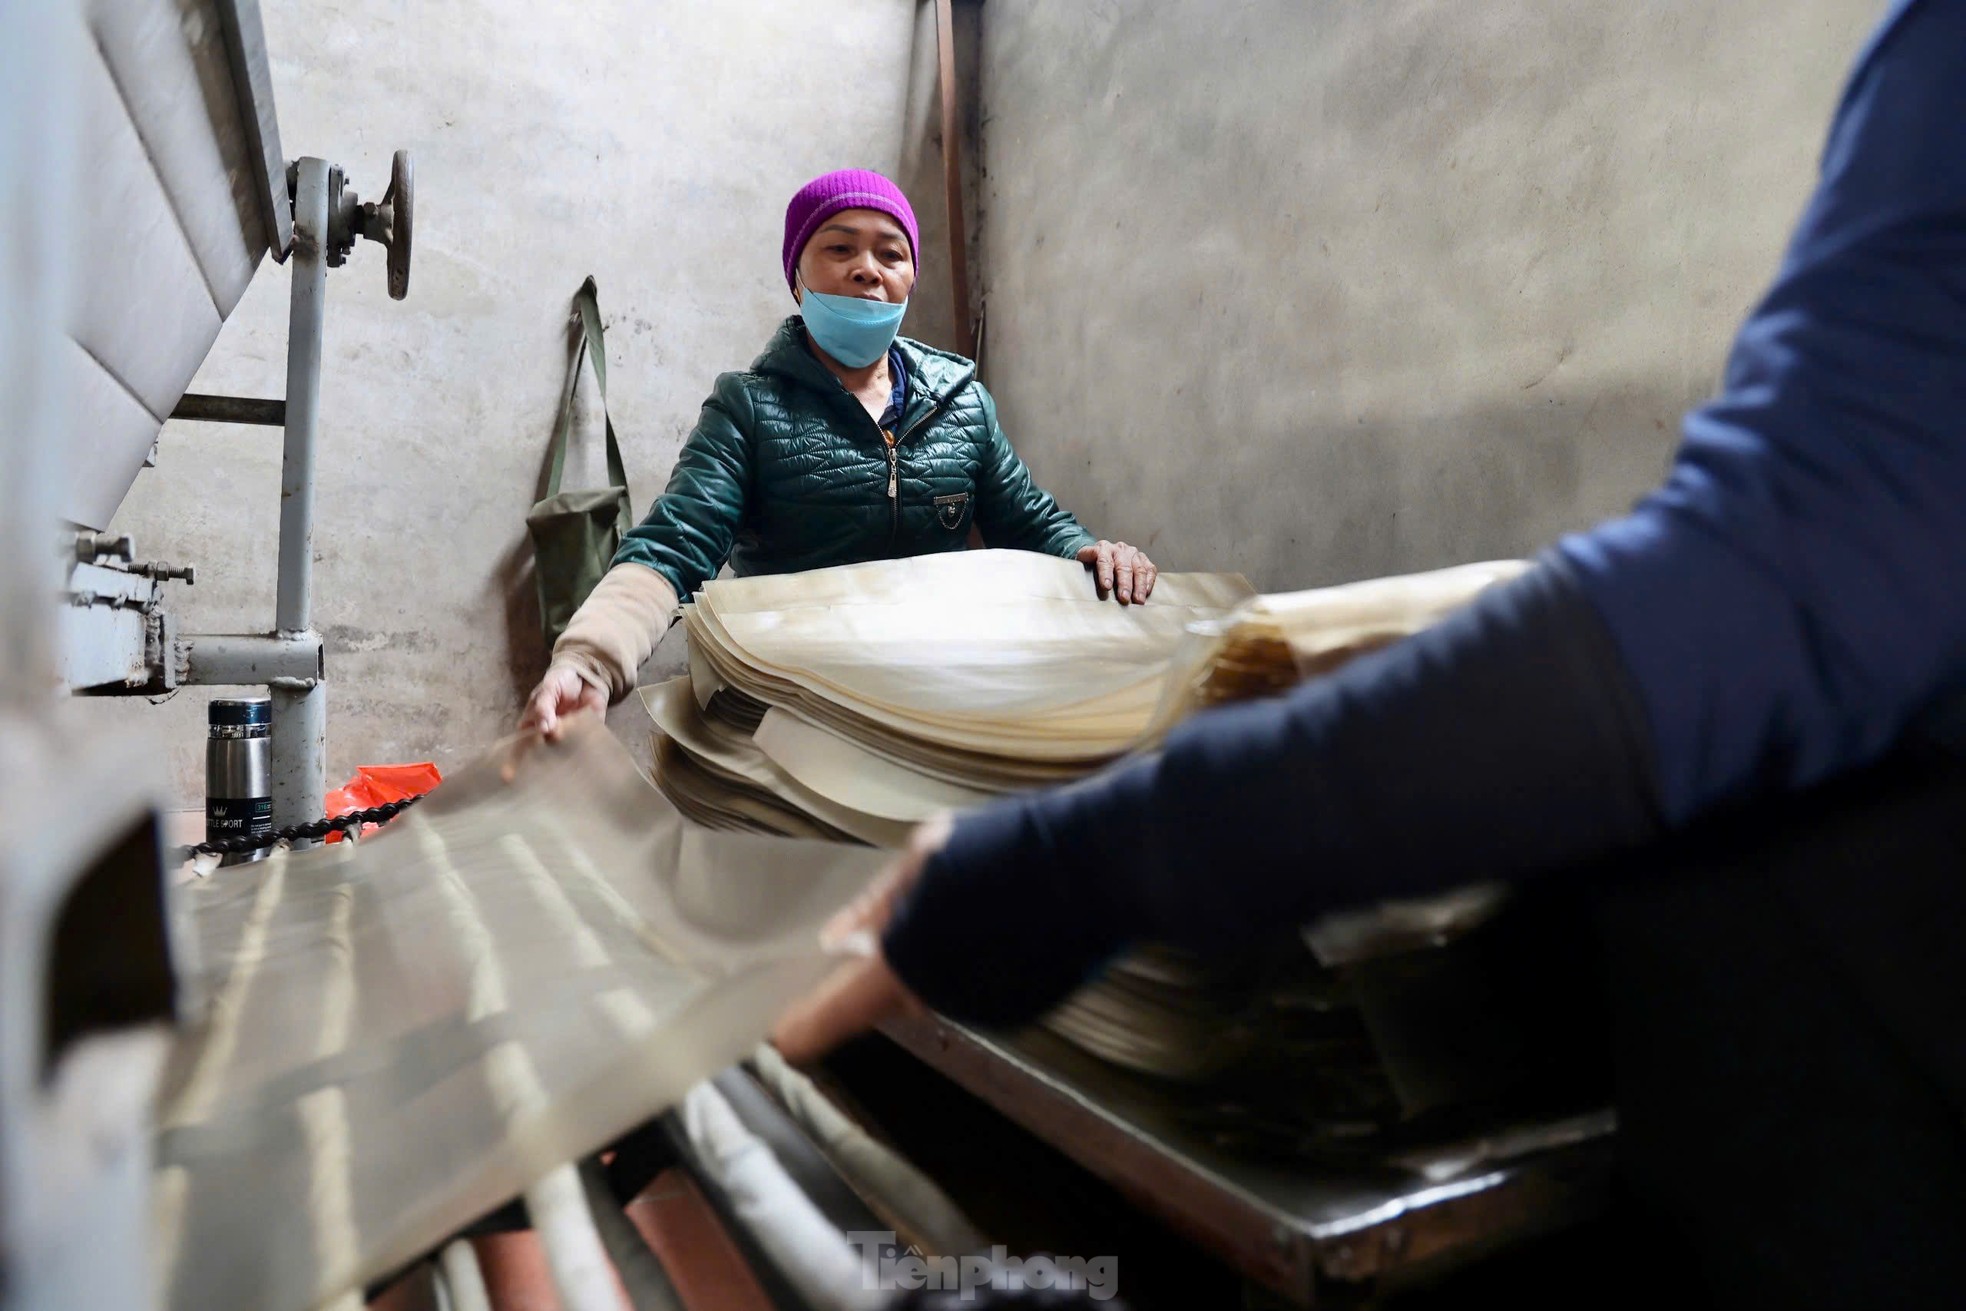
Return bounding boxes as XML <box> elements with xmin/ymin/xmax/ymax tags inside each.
<box><xmin>523</xmin><ymin>169</ymin><xmax>1155</xmax><ymax>737</ymax></box>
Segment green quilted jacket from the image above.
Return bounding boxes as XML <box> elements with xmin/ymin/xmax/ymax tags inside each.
<box><xmin>613</xmin><ymin>316</ymin><xmax>1096</xmax><ymax>597</ymax></box>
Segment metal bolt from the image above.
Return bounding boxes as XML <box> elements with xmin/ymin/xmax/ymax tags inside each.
<box><xmin>135</xmin><ymin>560</ymin><xmax>196</xmax><ymax>585</ymax></box>
<box><xmin>73</xmin><ymin>532</ymin><xmax>134</xmax><ymax>563</ymax></box>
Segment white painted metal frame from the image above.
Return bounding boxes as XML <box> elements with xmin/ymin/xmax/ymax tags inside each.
<box><xmin>0</xmin><ymin>7</ymin><xmax>177</xmax><ymax>1311</ymax></box>
<box><xmin>65</xmin><ymin>0</ymin><xmax>282</xmax><ymax>532</ymax></box>
<box><xmin>264</xmin><ymin>157</ymin><xmax>332</xmax><ymax>831</ymax></box>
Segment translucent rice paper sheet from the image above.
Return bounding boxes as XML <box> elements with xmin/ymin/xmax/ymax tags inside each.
<box><xmin>1142</xmin><ymin>560</ymin><xmax>1531</xmax><ymax>739</ymax></box>
<box><xmin>152</xmin><ymin>718</ymin><xmax>884</xmax><ymax>1311</ymax></box>
<box><xmin>685</xmin><ymin>551</ymin><xmax>1256</xmax><ymax>763</ymax></box>
<box><xmin>751</xmin><ymin>707</ymin><xmax>994</xmax><ymax>824</ymax></box>
<box><xmin>640</xmin><ymin>677</ymin><xmax>914</xmax><ymax>846</ymax></box>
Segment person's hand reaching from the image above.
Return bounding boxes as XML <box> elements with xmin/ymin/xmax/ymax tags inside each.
<box><xmin>519</xmin><ymin>662</ymin><xmax>607</xmax><ymax>741</ymax></box>
<box><xmin>770</xmin><ymin>814</ymin><xmax>952</xmax><ymax>1063</ymax></box>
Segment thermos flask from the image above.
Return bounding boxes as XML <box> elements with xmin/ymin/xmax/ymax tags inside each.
<box><xmin>206</xmin><ymin>697</ymin><xmax>272</xmax><ymax>865</ymax></box>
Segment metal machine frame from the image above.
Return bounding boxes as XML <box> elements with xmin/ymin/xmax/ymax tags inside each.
<box><xmin>60</xmin><ymin>0</ymin><xmax>413</xmax><ymax>837</ymax></box>
<box><xmin>5</xmin><ymin>3</ymin><xmax>410</xmax><ymax>1305</ymax></box>
<box><xmin>165</xmin><ymin>151</ymin><xmax>413</xmax><ymax>833</ymax></box>
<box><xmin>2</xmin><ymin>9</ymin><xmax>175</xmax><ymax>1310</ymax></box>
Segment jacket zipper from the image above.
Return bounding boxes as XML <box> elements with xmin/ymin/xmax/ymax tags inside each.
<box><xmin>884</xmin><ymin>430</ymin><xmax>899</xmax><ymax>544</ymax></box>
<box><xmin>824</xmin><ymin>361</ymin><xmax>969</xmax><ymax>553</ymax></box>
<box><xmin>883</xmin><ymin>378</ymin><xmax>968</xmax><ymax>552</ymax></box>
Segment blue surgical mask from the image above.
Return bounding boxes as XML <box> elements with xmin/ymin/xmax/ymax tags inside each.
<box><xmin>799</xmin><ymin>285</ymin><xmax>908</xmax><ymax>367</ymax></box>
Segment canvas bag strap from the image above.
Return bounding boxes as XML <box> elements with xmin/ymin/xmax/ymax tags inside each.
<box><xmin>545</xmin><ymin>277</ymin><xmax>631</xmax><ymax>518</ymax></box>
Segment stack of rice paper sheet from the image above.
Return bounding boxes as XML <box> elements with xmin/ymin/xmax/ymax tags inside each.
<box><xmin>677</xmin><ymin>550</ymin><xmax>1259</xmax><ymax>795</ymax></box>
<box><xmin>651</xmin><ymin>550</ymin><xmax>1524</xmax><ymax>843</ymax></box>
<box><xmin>646</xmin><ymin>551</ymin><xmax>1582</xmax><ymax>1133</ymax></box>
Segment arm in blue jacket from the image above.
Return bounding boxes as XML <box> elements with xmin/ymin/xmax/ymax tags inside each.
<box><xmin>882</xmin><ymin>0</ymin><xmax>1966</xmax><ymax>1026</ymax></box>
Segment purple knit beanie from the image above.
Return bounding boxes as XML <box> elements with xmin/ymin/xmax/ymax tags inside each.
<box><xmin>781</xmin><ymin>169</ymin><xmax>920</xmax><ymax>293</ymax></box>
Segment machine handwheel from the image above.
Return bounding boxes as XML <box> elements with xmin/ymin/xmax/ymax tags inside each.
<box><xmin>382</xmin><ymin>149</ymin><xmax>412</xmax><ymax>300</ymax></box>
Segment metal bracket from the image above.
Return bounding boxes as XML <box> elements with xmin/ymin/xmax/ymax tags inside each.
<box><xmin>74</xmin><ymin>532</ymin><xmax>133</xmax><ymax>564</ymax></box>
<box><xmin>171</xmin><ymin>393</ymin><xmax>286</xmax><ymax>426</ymax></box>
<box><xmin>317</xmin><ymin>149</ymin><xmax>414</xmax><ymax>298</ymax></box>
<box><xmin>321</xmin><ymin>161</ymin><xmax>352</xmax><ymax>267</ymax></box>
<box><xmin>145</xmin><ymin>609</ymin><xmax>181</xmax><ymax>693</ymax></box>
<box><xmin>132</xmin><ymin>561</ymin><xmax>196</xmax><ymax>585</ymax></box>
<box><xmin>178</xmin><ymin>631</ymin><xmax>324</xmax><ymax>686</ymax></box>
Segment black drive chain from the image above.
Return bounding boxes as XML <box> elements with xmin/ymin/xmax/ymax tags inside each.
<box><xmin>178</xmin><ymin>794</ymin><xmax>429</xmax><ymax>863</ymax></box>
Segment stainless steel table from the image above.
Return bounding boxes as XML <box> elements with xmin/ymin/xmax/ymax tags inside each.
<box><xmin>882</xmin><ymin>1014</ymin><xmax>1615</xmax><ymax>1304</ymax></box>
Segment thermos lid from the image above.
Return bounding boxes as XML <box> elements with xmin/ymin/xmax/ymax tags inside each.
<box><xmin>209</xmin><ymin>697</ymin><xmax>272</xmax><ymax>736</ymax></box>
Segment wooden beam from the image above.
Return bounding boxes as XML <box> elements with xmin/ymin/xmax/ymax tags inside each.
<box><xmin>934</xmin><ymin>0</ymin><xmax>975</xmax><ymax>360</ymax></box>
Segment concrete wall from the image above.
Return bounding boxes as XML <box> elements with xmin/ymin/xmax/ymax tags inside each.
<box><xmin>93</xmin><ymin>0</ymin><xmax>1882</xmax><ymax>806</ymax></box>
<box><xmin>975</xmin><ymin>0</ymin><xmax>1881</xmax><ymax>590</ymax></box>
<box><xmin>87</xmin><ymin>0</ymin><xmax>952</xmax><ymax>803</ymax></box>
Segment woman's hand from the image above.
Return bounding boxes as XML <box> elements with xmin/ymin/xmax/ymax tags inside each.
<box><xmin>1076</xmin><ymin>540</ymin><xmax>1157</xmax><ymax>604</ymax></box>
<box><xmin>770</xmin><ymin>815</ymin><xmax>951</xmax><ymax>1063</ymax></box>
<box><xmin>519</xmin><ymin>662</ymin><xmax>607</xmax><ymax>740</ymax></box>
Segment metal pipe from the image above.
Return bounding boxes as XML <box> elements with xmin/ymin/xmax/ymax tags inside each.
<box><xmin>180</xmin><ymin>632</ymin><xmax>322</xmax><ymax>686</ymax></box>
<box><xmin>675</xmin><ymin>1082</ymin><xmax>876</xmax><ymax>1311</ymax></box>
<box><xmin>577</xmin><ymin>1160</ymin><xmax>687</xmax><ymax>1311</ymax></box>
<box><xmin>436</xmin><ymin>1242</ymin><xmax>492</xmax><ymax>1311</ymax></box>
<box><xmin>270</xmin><ymin>159</ymin><xmax>330</xmax><ymax>836</ymax></box>
<box><xmin>270</xmin><ymin>679</ymin><xmax>325</xmax><ymax>839</ymax></box>
<box><xmin>524</xmin><ymin>1164</ymin><xmax>633</xmax><ymax>1311</ymax></box>
<box><xmin>278</xmin><ymin>159</ymin><xmax>328</xmax><ymax>635</ymax></box>
<box><xmin>747</xmin><ymin>1044</ymin><xmax>984</xmax><ymax>1257</ymax></box>
<box><xmin>171</xmin><ymin>393</ymin><xmax>286</xmax><ymax>426</ymax></box>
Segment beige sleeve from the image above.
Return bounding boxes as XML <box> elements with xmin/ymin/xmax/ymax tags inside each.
<box><xmin>549</xmin><ymin>562</ymin><xmax>680</xmax><ymax>702</ymax></box>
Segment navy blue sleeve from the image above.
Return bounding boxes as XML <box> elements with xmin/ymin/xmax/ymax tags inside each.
<box><xmin>883</xmin><ymin>561</ymin><xmax>1662</xmax><ymax>1025</ymax></box>
<box><xmin>1558</xmin><ymin>0</ymin><xmax>1966</xmax><ymax>821</ymax></box>
<box><xmin>881</xmin><ymin>0</ymin><xmax>1966</xmax><ymax>1026</ymax></box>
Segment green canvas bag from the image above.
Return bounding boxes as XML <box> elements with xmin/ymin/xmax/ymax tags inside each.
<box><xmin>527</xmin><ymin>276</ymin><xmax>633</xmax><ymax>649</ymax></box>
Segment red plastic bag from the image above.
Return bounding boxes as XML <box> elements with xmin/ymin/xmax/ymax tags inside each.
<box><xmin>324</xmin><ymin>762</ymin><xmax>442</xmax><ymax>842</ymax></box>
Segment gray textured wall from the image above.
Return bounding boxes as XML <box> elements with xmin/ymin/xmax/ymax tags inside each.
<box><xmin>975</xmin><ymin>0</ymin><xmax>1880</xmax><ymax>590</ymax></box>
<box><xmin>87</xmin><ymin>0</ymin><xmax>958</xmax><ymax>803</ymax></box>
<box><xmin>90</xmin><ymin>0</ymin><xmax>1885</xmax><ymax>807</ymax></box>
